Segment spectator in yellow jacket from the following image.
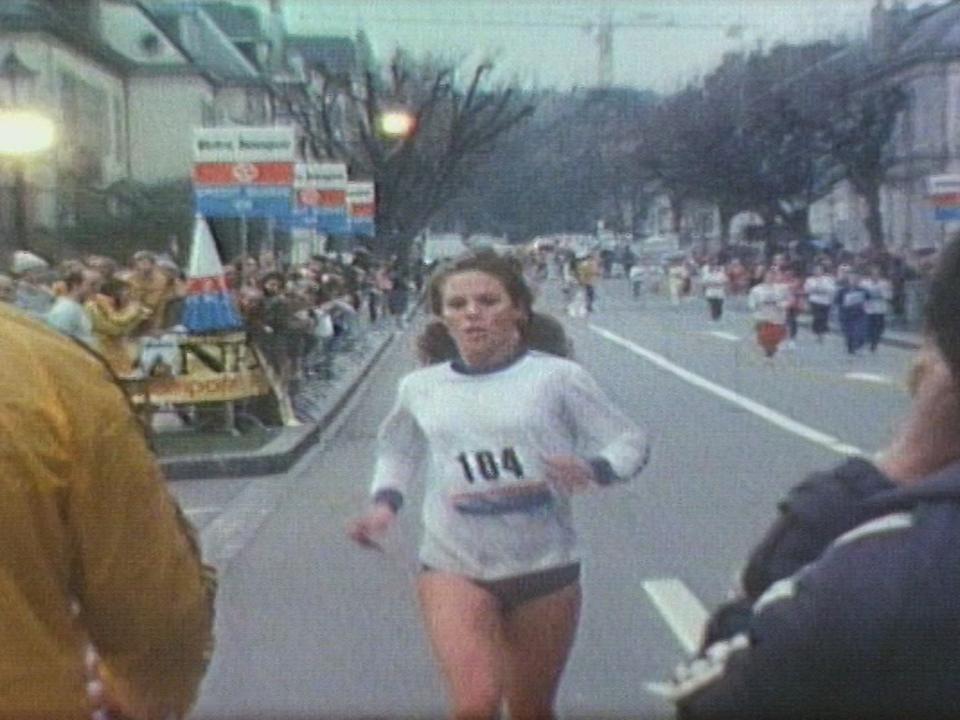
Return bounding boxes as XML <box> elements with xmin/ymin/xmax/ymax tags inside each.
<box><xmin>86</xmin><ymin>276</ymin><xmax>152</xmax><ymax>376</ymax></box>
<box><xmin>124</xmin><ymin>251</ymin><xmax>175</xmax><ymax>334</ymax></box>
<box><xmin>0</xmin><ymin>303</ymin><xmax>216</xmax><ymax>719</ymax></box>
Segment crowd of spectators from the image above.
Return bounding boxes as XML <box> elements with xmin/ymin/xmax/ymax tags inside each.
<box><xmin>0</xmin><ymin>245</ymin><xmax>422</xmax><ymax>426</ymax></box>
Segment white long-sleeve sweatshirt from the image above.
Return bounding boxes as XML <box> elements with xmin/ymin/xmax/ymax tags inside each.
<box><xmin>371</xmin><ymin>350</ymin><xmax>650</xmax><ymax>580</ymax></box>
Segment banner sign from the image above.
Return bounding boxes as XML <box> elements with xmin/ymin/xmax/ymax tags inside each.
<box><xmin>193</xmin><ymin>126</ymin><xmax>296</xmax><ymax>163</ymax></box>
<box><xmin>928</xmin><ymin>175</ymin><xmax>960</xmax><ymax>221</ymax></box>
<box><xmin>295</xmin><ymin>162</ymin><xmax>348</xmax><ymax>234</ymax></box>
<box><xmin>935</xmin><ymin>207</ymin><xmax>960</xmax><ymax>221</ymax></box>
<box><xmin>276</xmin><ymin>207</ymin><xmax>319</xmax><ymax>230</ymax></box>
<box><xmin>193</xmin><ymin>162</ymin><xmax>294</xmax><ymax>186</ymax></box>
<box><xmin>192</xmin><ymin>127</ymin><xmax>295</xmax><ymax>219</ymax></box>
<box><xmin>348</xmin><ymin>181</ymin><xmax>376</xmax><ymax>237</ymax></box>
<box><xmin>122</xmin><ymin>332</ymin><xmax>271</xmax><ymax>406</ymax></box>
<box><xmin>928</xmin><ymin>174</ymin><xmax>960</xmax><ymax>196</ymax></box>
<box><xmin>194</xmin><ymin>185</ymin><xmax>291</xmax><ymax>218</ymax></box>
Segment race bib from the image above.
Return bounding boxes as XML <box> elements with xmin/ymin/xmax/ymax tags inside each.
<box><xmin>447</xmin><ymin>446</ymin><xmax>554</xmax><ymax>516</ymax></box>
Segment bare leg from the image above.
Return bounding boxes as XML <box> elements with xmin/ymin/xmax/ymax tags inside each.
<box><xmin>418</xmin><ymin>571</ymin><xmax>505</xmax><ymax>720</ymax></box>
<box><xmin>501</xmin><ymin>582</ymin><xmax>582</xmax><ymax>720</ymax></box>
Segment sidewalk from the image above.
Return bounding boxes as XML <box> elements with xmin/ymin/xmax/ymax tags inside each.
<box><xmin>156</xmin><ymin>326</ymin><xmax>397</xmax><ymax>481</ymax></box>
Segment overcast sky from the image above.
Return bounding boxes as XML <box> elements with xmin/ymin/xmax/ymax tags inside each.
<box><xmin>243</xmin><ymin>0</ymin><xmax>944</xmax><ymax>91</ymax></box>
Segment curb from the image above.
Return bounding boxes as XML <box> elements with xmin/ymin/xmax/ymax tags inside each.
<box><xmin>160</xmin><ymin>331</ymin><xmax>396</xmax><ymax>480</ymax></box>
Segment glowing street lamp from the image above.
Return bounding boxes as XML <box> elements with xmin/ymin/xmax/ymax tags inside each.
<box><xmin>0</xmin><ymin>109</ymin><xmax>56</xmax><ymax>156</ymax></box>
<box><xmin>377</xmin><ymin>109</ymin><xmax>416</xmax><ymax>139</ymax></box>
<box><xmin>0</xmin><ymin>51</ymin><xmax>56</xmax><ymax>252</ymax></box>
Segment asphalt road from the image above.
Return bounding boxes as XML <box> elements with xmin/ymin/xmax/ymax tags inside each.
<box><xmin>171</xmin><ymin>278</ymin><xmax>914</xmax><ymax>720</ymax></box>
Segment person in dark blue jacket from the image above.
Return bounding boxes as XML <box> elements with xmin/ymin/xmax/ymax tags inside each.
<box><xmin>670</xmin><ymin>236</ymin><xmax>960</xmax><ymax>720</ymax></box>
<box><xmin>835</xmin><ymin>266</ymin><xmax>869</xmax><ymax>355</ymax></box>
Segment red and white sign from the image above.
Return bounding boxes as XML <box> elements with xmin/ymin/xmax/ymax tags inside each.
<box><xmin>295</xmin><ymin>162</ymin><xmax>347</xmax><ymax>209</ymax></box>
<box><xmin>932</xmin><ymin>192</ymin><xmax>960</xmax><ymax>207</ymax></box>
<box><xmin>347</xmin><ymin>181</ymin><xmax>375</xmax><ymax>216</ymax></box>
<box><xmin>193</xmin><ymin>162</ymin><xmax>294</xmax><ymax>186</ymax></box>
<box><xmin>297</xmin><ymin>188</ymin><xmax>346</xmax><ymax>207</ymax></box>
<box><xmin>294</xmin><ymin>162</ymin><xmax>347</xmax><ymax>187</ymax></box>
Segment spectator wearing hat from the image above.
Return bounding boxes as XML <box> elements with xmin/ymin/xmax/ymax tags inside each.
<box><xmin>11</xmin><ymin>250</ymin><xmax>55</xmax><ymax>317</ymax></box>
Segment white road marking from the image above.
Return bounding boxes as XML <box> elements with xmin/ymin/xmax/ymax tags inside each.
<box><xmin>845</xmin><ymin>372</ymin><xmax>895</xmax><ymax>385</ymax></box>
<box><xmin>642</xmin><ymin>578</ymin><xmax>709</xmax><ymax>654</ymax></box>
<box><xmin>705</xmin><ymin>330</ymin><xmax>740</xmax><ymax>342</ymax></box>
<box><xmin>643</xmin><ymin>681</ymin><xmax>678</xmax><ymax>699</ymax></box>
<box><xmin>590</xmin><ymin>325</ymin><xmax>864</xmax><ymax>456</ymax></box>
<box><xmin>184</xmin><ymin>506</ymin><xmax>221</xmax><ymax>517</ymax></box>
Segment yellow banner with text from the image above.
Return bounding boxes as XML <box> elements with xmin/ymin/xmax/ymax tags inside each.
<box><xmin>120</xmin><ymin>332</ymin><xmax>271</xmax><ymax>406</ymax></box>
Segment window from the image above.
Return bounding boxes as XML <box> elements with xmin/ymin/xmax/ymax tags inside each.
<box><xmin>60</xmin><ymin>71</ymin><xmax>109</xmax><ymax>183</ymax></box>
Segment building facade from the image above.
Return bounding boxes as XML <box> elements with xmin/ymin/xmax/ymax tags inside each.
<box><xmin>0</xmin><ymin>0</ymin><xmax>294</xmax><ymax>251</ymax></box>
<box><xmin>811</xmin><ymin>0</ymin><xmax>960</xmax><ymax>253</ymax></box>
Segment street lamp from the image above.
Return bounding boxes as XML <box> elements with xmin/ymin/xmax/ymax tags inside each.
<box><xmin>372</xmin><ymin>108</ymin><xmax>416</xmax><ymax>256</ymax></box>
<box><xmin>0</xmin><ymin>51</ymin><xmax>56</xmax><ymax>253</ymax></box>
<box><xmin>377</xmin><ymin>109</ymin><xmax>416</xmax><ymax>139</ymax></box>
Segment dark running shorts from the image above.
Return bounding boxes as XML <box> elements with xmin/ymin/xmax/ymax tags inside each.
<box><xmin>422</xmin><ymin>563</ymin><xmax>581</xmax><ymax>611</ymax></box>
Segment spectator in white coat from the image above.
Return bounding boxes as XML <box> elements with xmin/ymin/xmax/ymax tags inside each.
<box><xmin>861</xmin><ymin>264</ymin><xmax>894</xmax><ymax>353</ymax></box>
<box><xmin>46</xmin><ymin>267</ymin><xmax>100</xmax><ymax>347</ymax></box>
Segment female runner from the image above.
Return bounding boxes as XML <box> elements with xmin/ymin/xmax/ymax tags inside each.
<box><xmin>349</xmin><ymin>251</ymin><xmax>649</xmax><ymax>720</ymax></box>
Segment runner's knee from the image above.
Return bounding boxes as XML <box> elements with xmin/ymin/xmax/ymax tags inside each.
<box><xmin>451</xmin><ymin>688</ymin><xmax>501</xmax><ymax>720</ymax></box>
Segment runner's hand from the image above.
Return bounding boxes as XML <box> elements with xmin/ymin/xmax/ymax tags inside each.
<box><xmin>347</xmin><ymin>504</ymin><xmax>396</xmax><ymax>551</ymax></box>
<box><xmin>544</xmin><ymin>455</ymin><xmax>596</xmax><ymax>495</ymax></box>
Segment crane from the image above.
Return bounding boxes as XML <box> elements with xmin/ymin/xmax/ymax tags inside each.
<box><xmin>580</xmin><ymin>12</ymin><xmax>748</xmax><ymax>87</ymax></box>
<box><xmin>295</xmin><ymin>6</ymin><xmax>751</xmax><ymax>88</ymax></box>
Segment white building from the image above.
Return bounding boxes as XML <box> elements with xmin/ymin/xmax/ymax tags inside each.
<box><xmin>812</xmin><ymin>0</ymin><xmax>960</xmax><ymax>253</ymax></box>
<box><xmin>0</xmin><ymin>0</ymin><xmax>274</xmax><ymax>248</ymax></box>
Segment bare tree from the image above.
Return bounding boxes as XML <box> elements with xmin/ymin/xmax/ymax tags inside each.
<box><xmin>797</xmin><ymin>47</ymin><xmax>906</xmax><ymax>251</ymax></box>
<box><xmin>634</xmin><ymin>42</ymin><xmax>844</xmax><ymax>247</ymax></box>
<box><xmin>272</xmin><ymin>52</ymin><xmax>534</xmax><ymax>259</ymax></box>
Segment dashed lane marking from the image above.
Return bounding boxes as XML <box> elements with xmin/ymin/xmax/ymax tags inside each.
<box><xmin>590</xmin><ymin>324</ymin><xmax>865</xmax><ymax>456</ymax></box>
<box><xmin>642</xmin><ymin>578</ymin><xmax>710</xmax><ymax>654</ymax></box>
<box><xmin>844</xmin><ymin>372</ymin><xmax>895</xmax><ymax>385</ymax></box>
<box><xmin>184</xmin><ymin>506</ymin><xmax>222</xmax><ymax>517</ymax></box>
<box><xmin>704</xmin><ymin>330</ymin><xmax>741</xmax><ymax>342</ymax></box>
<box><xmin>643</xmin><ymin>681</ymin><xmax>678</xmax><ymax>699</ymax></box>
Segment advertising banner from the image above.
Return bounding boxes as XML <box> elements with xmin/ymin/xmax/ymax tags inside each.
<box><xmin>194</xmin><ymin>185</ymin><xmax>291</xmax><ymax>218</ymax></box>
<box><xmin>193</xmin><ymin>126</ymin><xmax>296</xmax><ymax>163</ymax></box>
<box><xmin>122</xmin><ymin>332</ymin><xmax>271</xmax><ymax>406</ymax></box>
<box><xmin>193</xmin><ymin>162</ymin><xmax>294</xmax><ymax>186</ymax></box>
<box><xmin>295</xmin><ymin>162</ymin><xmax>349</xmax><ymax>234</ymax></box>
<box><xmin>348</xmin><ymin>181</ymin><xmax>376</xmax><ymax>237</ymax></box>
<box><xmin>928</xmin><ymin>174</ymin><xmax>960</xmax><ymax>222</ymax></box>
<box><xmin>192</xmin><ymin>127</ymin><xmax>295</xmax><ymax>220</ymax></box>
